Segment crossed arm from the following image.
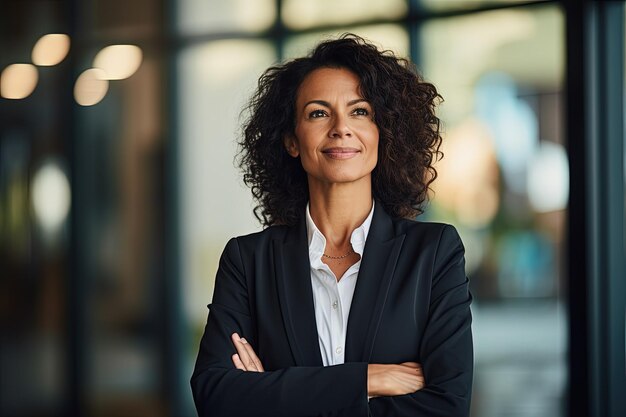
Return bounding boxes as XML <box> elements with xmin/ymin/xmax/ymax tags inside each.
<box><xmin>229</xmin><ymin>332</ymin><xmax>425</xmax><ymax>397</ymax></box>
<box><xmin>192</xmin><ymin>226</ymin><xmax>472</xmax><ymax>416</ymax></box>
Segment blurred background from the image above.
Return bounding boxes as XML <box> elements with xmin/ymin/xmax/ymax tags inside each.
<box><xmin>0</xmin><ymin>0</ymin><xmax>624</xmax><ymax>416</ymax></box>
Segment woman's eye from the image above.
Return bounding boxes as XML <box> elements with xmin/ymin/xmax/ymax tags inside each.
<box><xmin>352</xmin><ymin>107</ymin><xmax>369</xmax><ymax>116</ymax></box>
<box><xmin>309</xmin><ymin>109</ymin><xmax>327</xmax><ymax>118</ymax></box>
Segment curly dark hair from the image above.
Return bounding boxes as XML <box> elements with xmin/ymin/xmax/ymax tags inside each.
<box><xmin>237</xmin><ymin>34</ymin><xmax>443</xmax><ymax>227</ymax></box>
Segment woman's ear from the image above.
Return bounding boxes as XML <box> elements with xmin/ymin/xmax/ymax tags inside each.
<box><xmin>283</xmin><ymin>135</ymin><xmax>300</xmax><ymax>157</ymax></box>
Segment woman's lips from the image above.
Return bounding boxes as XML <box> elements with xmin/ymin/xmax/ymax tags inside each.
<box><xmin>321</xmin><ymin>147</ymin><xmax>360</xmax><ymax>159</ymax></box>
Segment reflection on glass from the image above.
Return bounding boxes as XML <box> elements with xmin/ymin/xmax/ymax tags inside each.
<box><xmin>74</xmin><ymin>68</ymin><xmax>109</xmax><ymax>106</ymax></box>
<box><xmin>283</xmin><ymin>24</ymin><xmax>409</xmax><ymax>60</ymax></box>
<box><xmin>178</xmin><ymin>41</ymin><xmax>276</xmax><ymax>414</ymax></box>
<box><xmin>0</xmin><ymin>135</ymin><xmax>31</xmax><ymax>255</ymax></box>
<box><xmin>176</xmin><ymin>0</ymin><xmax>276</xmax><ymax>35</ymax></box>
<box><xmin>31</xmin><ymin>159</ymin><xmax>71</xmax><ymax>236</ymax></box>
<box><xmin>420</xmin><ymin>5</ymin><xmax>566</xmax><ymax>417</ymax></box>
<box><xmin>527</xmin><ymin>142</ymin><xmax>569</xmax><ymax>212</ymax></box>
<box><xmin>475</xmin><ymin>72</ymin><xmax>538</xmax><ymax>194</ymax></box>
<box><xmin>433</xmin><ymin>120</ymin><xmax>499</xmax><ymax>226</ymax></box>
<box><xmin>282</xmin><ymin>0</ymin><xmax>407</xmax><ymax>30</ymax></box>
<box><xmin>31</xmin><ymin>34</ymin><xmax>71</xmax><ymax>66</ymax></box>
<box><xmin>178</xmin><ymin>39</ymin><xmax>276</xmax><ymax>338</ymax></box>
<box><xmin>0</xmin><ymin>63</ymin><xmax>38</xmax><ymax>99</ymax></box>
<box><xmin>419</xmin><ymin>0</ymin><xmax>550</xmax><ymax>12</ymax></box>
<box><xmin>93</xmin><ymin>45</ymin><xmax>143</xmax><ymax>80</ymax></box>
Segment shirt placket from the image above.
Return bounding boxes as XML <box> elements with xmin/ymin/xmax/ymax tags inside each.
<box><xmin>327</xmin><ymin>276</ymin><xmax>344</xmax><ymax>365</ymax></box>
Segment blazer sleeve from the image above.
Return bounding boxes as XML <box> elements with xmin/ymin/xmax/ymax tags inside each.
<box><xmin>191</xmin><ymin>238</ymin><xmax>370</xmax><ymax>417</ymax></box>
<box><xmin>368</xmin><ymin>224</ymin><xmax>474</xmax><ymax>417</ymax></box>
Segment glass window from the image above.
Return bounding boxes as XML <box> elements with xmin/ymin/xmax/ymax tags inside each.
<box><xmin>419</xmin><ymin>0</ymin><xmax>550</xmax><ymax>12</ymax></box>
<box><xmin>283</xmin><ymin>24</ymin><xmax>409</xmax><ymax>59</ymax></box>
<box><xmin>176</xmin><ymin>0</ymin><xmax>276</xmax><ymax>35</ymax></box>
<box><xmin>75</xmin><ymin>52</ymin><xmax>166</xmax><ymax>416</ymax></box>
<box><xmin>420</xmin><ymin>5</ymin><xmax>566</xmax><ymax>417</ymax></box>
<box><xmin>177</xmin><ymin>39</ymin><xmax>276</xmax><ymax>354</ymax></box>
<box><xmin>282</xmin><ymin>0</ymin><xmax>407</xmax><ymax>30</ymax></box>
<box><xmin>175</xmin><ymin>2</ymin><xmax>571</xmax><ymax>416</ymax></box>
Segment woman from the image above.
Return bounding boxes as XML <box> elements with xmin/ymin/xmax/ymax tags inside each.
<box><xmin>191</xmin><ymin>34</ymin><xmax>473</xmax><ymax>417</ymax></box>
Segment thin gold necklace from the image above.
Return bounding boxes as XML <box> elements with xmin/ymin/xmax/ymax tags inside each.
<box><xmin>322</xmin><ymin>248</ymin><xmax>354</xmax><ymax>259</ymax></box>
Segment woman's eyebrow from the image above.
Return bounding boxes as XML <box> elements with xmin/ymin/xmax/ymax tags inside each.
<box><xmin>303</xmin><ymin>99</ymin><xmax>330</xmax><ymax>108</ymax></box>
<box><xmin>302</xmin><ymin>98</ymin><xmax>368</xmax><ymax>108</ymax></box>
<box><xmin>347</xmin><ymin>98</ymin><xmax>368</xmax><ymax>106</ymax></box>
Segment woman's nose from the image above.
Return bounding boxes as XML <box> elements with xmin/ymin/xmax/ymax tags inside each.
<box><xmin>328</xmin><ymin>114</ymin><xmax>352</xmax><ymax>138</ymax></box>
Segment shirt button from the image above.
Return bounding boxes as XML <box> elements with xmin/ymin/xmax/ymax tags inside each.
<box><xmin>336</xmin><ymin>346</ymin><xmax>343</xmax><ymax>355</ymax></box>
<box><xmin>332</xmin><ymin>300</ymin><xmax>338</xmax><ymax>309</ymax></box>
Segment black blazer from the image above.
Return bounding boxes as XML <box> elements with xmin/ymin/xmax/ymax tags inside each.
<box><xmin>191</xmin><ymin>203</ymin><xmax>473</xmax><ymax>417</ymax></box>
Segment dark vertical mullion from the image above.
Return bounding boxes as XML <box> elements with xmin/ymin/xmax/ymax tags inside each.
<box><xmin>408</xmin><ymin>0</ymin><xmax>423</xmax><ymax>69</ymax></box>
<box><xmin>164</xmin><ymin>0</ymin><xmax>187</xmax><ymax>415</ymax></box>
<box><xmin>67</xmin><ymin>0</ymin><xmax>85</xmax><ymax>414</ymax></box>
<box><xmin>578</xmin><ymin>1</ymin><xmax>626</xmax><ymax>417</ymax></box>
<box><xmin>564</xmin><ymin>0</ymin><xmax>590</xmax><ymax>415</ymax></box>
<box><xmin>275</xmin><ymin>0</ymin><xmax>285</xmax><ymax>61</ymax></box>
<box><xmin>586</xmin><ymin>5</ymin><xmax>607</xmax><ymax>416</ymax></box>
<box><xmin>598</xmin><ymin>2</ymin><xmax>626</xmax><ymax>416</ymax></box>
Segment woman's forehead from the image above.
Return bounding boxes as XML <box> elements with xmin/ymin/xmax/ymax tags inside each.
<box><xmin>296</xmin><ymin>67</ymin><xmax>363</xmax><ymax>103</ymax></box>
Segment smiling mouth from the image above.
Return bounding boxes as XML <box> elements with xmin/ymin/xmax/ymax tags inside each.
<box><xmin>321</xmin><ymin>147</ymin><xmax>360</xmax><ymax>159</ymax></box>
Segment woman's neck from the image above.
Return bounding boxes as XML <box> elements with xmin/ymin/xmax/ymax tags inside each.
<box><xmin>307</xmin><ymin>178</ymin><xmax>373</xmax><ymax>249</ymax></box>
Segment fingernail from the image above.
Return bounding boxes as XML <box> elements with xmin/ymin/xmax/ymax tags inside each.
<box><xmin>240</xmin><ymin>338</ymin><xmax>247</xmax><ymax>344</ymax></box>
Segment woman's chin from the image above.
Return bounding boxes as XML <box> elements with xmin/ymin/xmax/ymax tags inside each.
<box><xmin>308</xmin><ymin>172</ymin><xmax>373</xmax><ymax>187</ymax></box>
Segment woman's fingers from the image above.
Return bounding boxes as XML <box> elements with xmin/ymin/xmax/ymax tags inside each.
<box><xmin>231</xmin><ymin>333</ymin><xmax>264</xmax><ymax>372</ymax></box>
<box><xmin>401</xmin><ymin>361</ymin><xmax>420</xmax><ymax>369</ymax></box>
<box><xmin>231</xmin><ymin>333</ymin><xmax>257</xmax><ymax>371</ymax></box>
<box><xmin>240</xmin><ymin>337</ymin><xmax>265</xmax><ymax>371</ymax></box>
<box><xmin>414</xmin><ymin>364</ymin><xmax>425</xmax><ymax>387</ymax></box>
<box><xmin>368</xmin><ymin>362</ymin><xmax>426</xmax><ymax>396</ymax></box>
<box><xmin>232</xmin><ymin>353</ymin><xmax>246</xmax><ymax>371</ymax></box>
<box><xmin>401</xmin><ymin>362</ymin><xmax>425</xmax><ymax>390</ymax></box>
<box><xmin>403</xmin><ymin>362</ymin><xmax>424</xmax><ymax>386</ymax></box>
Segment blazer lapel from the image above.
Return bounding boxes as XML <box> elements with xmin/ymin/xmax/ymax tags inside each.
<box><xmin>273</xmin><ymin>216</ymin><xmax>323</xmax><ymax>366</ymax></box>
<box><xmin>345</xmin><ymin>203</ymin><xmax>405</xmax><ymax>362</ymax></box>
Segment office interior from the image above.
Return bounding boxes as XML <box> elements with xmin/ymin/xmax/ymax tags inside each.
<box><xmin>0</xmin><ymin>1</ymin><xmax>624</xmax><ymax>416</ymax></box>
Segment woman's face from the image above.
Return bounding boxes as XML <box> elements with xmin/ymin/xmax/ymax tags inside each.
<box><xmin>285</xmin><ymin>67</ymin><xmax>379</xmax><ymax>188</ymax></box>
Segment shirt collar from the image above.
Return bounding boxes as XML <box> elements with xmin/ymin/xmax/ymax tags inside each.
<box><xmin>305</xmin><ymin>200</ymin><xmax>375</xmax><ymax>266</ymax></box>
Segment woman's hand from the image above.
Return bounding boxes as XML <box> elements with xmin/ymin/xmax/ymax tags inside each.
<box><xmin>230</xmin><ymin>332</ymin><xmax>424</xmax><ymax>397</ymax></box>
<box><xmin>231</xmin><ymin>333</ymin><xmax>265</xmax><ymax>372</ymax></box>
<box><xmin>367</xmin><ymin>362</ymin><xmax>424</xmax><ymax>398</ymax></box>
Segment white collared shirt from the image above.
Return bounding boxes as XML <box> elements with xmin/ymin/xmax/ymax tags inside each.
<box><xmin>305</xmin><ymin>200</ymin><xmax>375</xmax><ymax>366</ymax></box>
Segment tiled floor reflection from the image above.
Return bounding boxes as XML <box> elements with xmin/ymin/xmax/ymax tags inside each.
<box><xmin>471</xmin><ymin>301</ymin><xmax>566</xmax><ymax>417</ymax></box>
